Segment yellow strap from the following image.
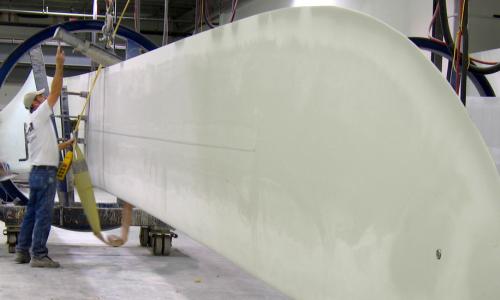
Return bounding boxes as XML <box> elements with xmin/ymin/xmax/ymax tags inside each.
<box><xmin>72</xmin><ymin>144</ymin><xmax>132</xmax><ymax>246</ymax></box>
<box><xmin>68</xmin><ymin>0</ymin><xmax>133</xmax><ymax>247</ymax></box>
<box><xmin>72</xmin><ymin>65</ymin><xmax>103</xmax><ymax>138</ymax></box>
<box><xmin>71</xmin><ymin>70</ymin><xmax>131</xmax><ymax>245</ymax></box>
<box><xmin>72</xmin><ymin>0</ymin><xmax>131</xmax><ymax>142</ymax></box>
<box><xmin>72</xmin><ymin>144</ymin><xmax>102</xmax><ymax>236</ymax></box>
<box><xmin>112</xmin><ymin>0</ymin><xmax>132</xmax><ymax>40</ymax></box>
<box><xmin>107</xmin><ymin>202</ymin><xmax>133</xmax><ymax>247</ymax></box>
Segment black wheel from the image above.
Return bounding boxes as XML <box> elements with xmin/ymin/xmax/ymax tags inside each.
<box><xmin>163</xmin><ymin>236</ymin><xmax>172</xmax><ymax>256</ymax></box>
<box><xmin>7</xmin><ymin>233</ymin><xmax>17</xmax><ymax>245</ymax></box>
<box><xmin>151</xmin><ymin>235</ymin><xmax>172</xmax><ymax>256</ymax></box>
<box><xmin>139</xmin><ymin>227</ymin><xmax>150</xmax><ymax>247</ymax></box>
<box><xmin>152</xmin><ymin>235</ymin><xmax>162</xmax><ymax>255</ymax></box>
<box><xmin>6</xmin><ymin>232</ymin><xmax>18</xmax><ymax>253</ymax></box>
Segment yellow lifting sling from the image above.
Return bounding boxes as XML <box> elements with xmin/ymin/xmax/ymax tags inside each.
<box><xmin>58</xmin><ymin>0</ymin><xmax>134</xmax><ymax>246</ymax></box>
<box><xmin>73</xmin><ymin>144</ymin><xmax>131</xmax><ymax>246</ymax></box>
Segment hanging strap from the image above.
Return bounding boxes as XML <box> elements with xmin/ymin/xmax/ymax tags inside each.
<box><xmin>69</xmin><ymin>0</ymin><xmax>134</xmax><ymax>246</ymax></box>
<box><xmin>72</xmin><ymin>144</ymin><xmax>132</xmax><ymax>246</ymax></box>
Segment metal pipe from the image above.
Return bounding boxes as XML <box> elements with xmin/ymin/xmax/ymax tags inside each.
<box><xmin>53</xmin><ymin>27</ymin><xmax>122</xmax><ymax>67</ymax></box>
<box><xmin>0</xmin><ymin>37</ymin><xmax>127</xmax><ymax>50</ymax></box>
<box><xmin>135</xmin><ymin>0</ymin><xmax>141</xmax><ymax>32</ymax></box>
<box><xmin>162</xmin><ymin>0</ymin><xmax>169</xmax><ymax>45</ymax></box>
<box><xmin>92</xmin><ymin>0</ymin><xmax>98</xmax><ymax>48</ymax></box>
<box><xmin>114</xmin><ymin>0</ymin><xmax>118</xmax><ymax>23</ymax></box>
<box><xmin>93</xmin><ymin>0</ymin><xmax>98</xmax><ymax>20</ymax></box>
<box><xmin>0</xmin><ymin>8</ymin><xmax>164</xmax><ymax>22</ymax></box>
<box><xmin>459</xmin><ymin>0</ymin><xmax>468</xmax><ymax>105</ymax></box>
<box><xmin>431</xmin><ymin>0</ymin><xmax>443</xmax><ymax>71</ymax></box>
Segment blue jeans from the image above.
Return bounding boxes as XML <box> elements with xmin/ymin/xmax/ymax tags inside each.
<box><xmin>16</xmin><ymin>167</ymin><xmax>57</xmax><ymax>258</ymax></box>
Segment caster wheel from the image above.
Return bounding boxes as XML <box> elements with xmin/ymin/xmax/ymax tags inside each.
<box><xmin>7</xmin><ymin>233</ymin><xmax>17</xmax><ymax>245</ymax></box>
<box><xmin>139</xmin><ymin>227</ymin><xmax>150</xmax><ymax>247</ymax></box>
<box><xmin>151</xmin><ymin>235</ymin><xmax>172</xmax><ymax>256</ymax></box>
<box><xmin>6</xmin><ymin>232</ymin><xmax>18</xmax><ymax>253</ymax></box>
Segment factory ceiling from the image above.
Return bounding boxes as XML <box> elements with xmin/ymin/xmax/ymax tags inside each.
<box><xmin>0</xmin><ymin>0</ymin><xmax>236</xmax><ymax>40</ymax></box>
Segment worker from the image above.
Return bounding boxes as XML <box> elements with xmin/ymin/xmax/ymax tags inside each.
<box><xmin>15</xmin><ymin>46</ymin><xmax>73</xmax><ymax>268</ymax></box>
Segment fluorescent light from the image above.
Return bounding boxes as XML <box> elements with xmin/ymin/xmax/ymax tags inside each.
<box><xmin>293</xmin><ymin>0</ymin><xmax>338</xmax><ymax>7</ymax></box>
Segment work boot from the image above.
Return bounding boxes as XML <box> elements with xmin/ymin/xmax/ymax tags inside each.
<box><xmin>30</xmin><ymin>256</ymin><xmax>60</xmax><ymax>268</ymax></box>
<box><xmin>14</xmin><ymin>251</ymin><xmax>31</xmax><ymax>264</ymax></box>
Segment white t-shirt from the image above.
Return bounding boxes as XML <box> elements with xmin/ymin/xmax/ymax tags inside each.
<box><xmin>27</xmin><ymin>101</ymin><xmax>59</xmax><ymax>167</ymax></box>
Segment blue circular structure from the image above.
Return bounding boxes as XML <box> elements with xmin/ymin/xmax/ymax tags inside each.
<box><xmin>0</xmin><ymin>20</ymin><xmax>158</xmax><ymax>88</ymax></box>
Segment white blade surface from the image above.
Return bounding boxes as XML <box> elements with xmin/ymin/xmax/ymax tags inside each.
<box><xmin>60</xmin><ymin>6</ymin><xmax>500</xmax><ymax>300</ymax></box>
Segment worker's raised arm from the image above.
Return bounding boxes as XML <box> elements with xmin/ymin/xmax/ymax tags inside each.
<box><xmin>47</xmin><ymin>46</ymin><xmax>65</xmax><ymax>108</ymax></box>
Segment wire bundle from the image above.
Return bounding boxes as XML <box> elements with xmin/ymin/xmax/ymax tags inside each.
<box><xmin>434</xmin><ymin>2</ymin><xmax>500</xmax><ymax>72</ymax></box>
<box><xmin>195</xmin><ymin>0</ymin><xmax>239</xmax><ymax>32</ymax></box>
<box><xmin>428</xmin><ymin>0</ymin><xmax>500</xmax><ymax>99</ymax></box>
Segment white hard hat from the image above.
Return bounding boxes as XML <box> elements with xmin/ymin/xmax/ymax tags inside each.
<box><xmin>23</xmin><ymin>88</ymin><xmax>45</xmax><ymax>109</ymax></box>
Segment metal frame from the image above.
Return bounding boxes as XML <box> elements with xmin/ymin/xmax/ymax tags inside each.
<box><xmin>1</xmin><ymin>203</ymin><xmax>176</xmax><ymax>254</ymax></box>
<box><xmin>0</xmin><ymin>20</ymin><xmax>158</xmax><ymax>89</ymax></box>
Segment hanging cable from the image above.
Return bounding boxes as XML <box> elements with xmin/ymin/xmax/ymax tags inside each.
<box><xmin>459</xmin><ymin>0</ymin><xmax>469</xmax><ymax>104</ymax></box>
<box><xmin>203</xmin><ymin>0</ymin><xmax>216</xmax><ymax>28</ymax></box>
<box><xmin>230</xmin><ymin>0</ymin><xmax>239</xmax><ymax>22</ymax></box>
<box><xmin>429</xmin><ymin>2</ymin><xmax>497</xmax><ymax>66</ymax></box>
<box><xmin>112</xmin><ymin>0</ymin><xmax>132</xmax><ymax>39</ymax></box>
<box><xmin>71</xmin><ymin>0</ymin><xmax>134</xmax><ymax>159</ymax></box>
<box><xmin>437</xmin><ymin>0</ymin><xmax>500</xmax><ymax>75</ymax></box>
<box><xmin>100</xmin><ymin>0</ymin><xmax>115</xmax><ymax>48</ymax></box>
<box><xmin>428</xmin><ymin>1</ymin><xmax>445</xmax><ymax>44</ymax></box>
<box><xmin>449</xmin><ymin>0</ymin><xmax>464</xmax><ymax>94</ymax></box>
<box><xmin>194</xmin><ymin>0</ymin><xmax>238</xmax><ymax>32</ymax></box>
<box><xmin>194</xmin><ymin>0</ymin><xmax>199</xmax><ymax>33</ymax></box>
<box><xmin>451</xmin><ymin>29</ymin><xmax>461</xmax><ymax>92</ymax></box>
<box><xmin>200</xmin><ymin>0</ymin><xmax>204</xmax><ymax>30</ymax></box>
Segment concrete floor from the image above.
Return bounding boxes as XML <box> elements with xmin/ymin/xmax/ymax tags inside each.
<box><xmin>0</xmin><ymin>222</ymin><xmax>289</xmax><ymax>300</ymax></box>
